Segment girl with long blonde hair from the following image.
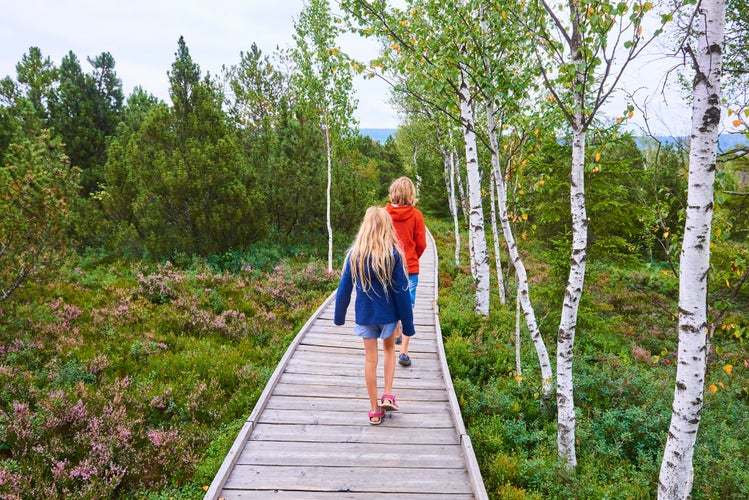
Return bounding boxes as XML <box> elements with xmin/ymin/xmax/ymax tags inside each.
<box><xmin>334</xmin><ymin>207</ymin><xmax>415</xmax><ymax>425</ymax></box>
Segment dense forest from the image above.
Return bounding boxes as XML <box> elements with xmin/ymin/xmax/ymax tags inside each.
<box><xmin>1</xmin><ymin>0</ymin><xmax>748</xmax><ymax>498</ymax></box>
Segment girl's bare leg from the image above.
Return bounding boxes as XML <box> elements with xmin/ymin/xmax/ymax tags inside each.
<box><xmin>363</xmin><ymin>338</ymin><xmax>380</xmax><ymax>412</ymax></box>
<box><xmin>382</xmin><ymin>334</ymin><xmax>396</xmax><ymax>395</ymax></box>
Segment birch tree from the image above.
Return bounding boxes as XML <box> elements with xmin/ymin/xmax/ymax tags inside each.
<box><xmin>344</xmin><ymin>0</ymin><xmax>504</xmax><ymax>314</ymax></box>
<box><xmin>659</xmin><ymin>0</ymin><xmax>726</xmax><ymax>496</ymax></box>
<box><xmin>293</xmin><ymin>0</ymin><xmax>357</xmax><ymax>272</ymax></box>
<box><xmin>523</xmin><ymin>0</ymin><xmax>673</xmax><ymax>467</ymax></box>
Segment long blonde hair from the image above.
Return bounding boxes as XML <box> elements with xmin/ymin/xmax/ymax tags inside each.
<box><xmin>347</xmin><ymin>206</ymin><xmax>405</xmax><ymax>296</ymax></box>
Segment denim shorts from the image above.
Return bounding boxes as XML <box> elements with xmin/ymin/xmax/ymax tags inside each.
<box><xmin>354</xmin><ymin>322</ymin><xmax>399</xmax><ymax>339</ymax></box>
<box><xmin>408</xmin><ymin>273</ymin><xmax>419</xmax><ymax>307</ymax></box>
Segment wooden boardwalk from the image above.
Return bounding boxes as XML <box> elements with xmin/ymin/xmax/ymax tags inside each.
<box><xmin>205</xmin><ymin>232</ymin><xmax>487</xmax><ymax>499</ymax></box>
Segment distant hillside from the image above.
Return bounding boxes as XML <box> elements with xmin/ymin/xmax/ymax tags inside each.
<box><xmin>360</xmin><ymin>128</ymin><xmax>396</xmax><ymax>143</ymax></box>
<box><xmin>360</xmin><ymin>129</ymin><xmax>747</xmax><ymax>150</ymax></box>
<box><xmin>636</xmin><ymin>134</ymin><xmax>749</xmax><ymax>150</ymax></box>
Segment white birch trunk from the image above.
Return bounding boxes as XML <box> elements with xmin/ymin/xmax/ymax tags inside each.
<box><xmin>440</xmin><ymin>140</ymin><xmax>462</xmax><ymax>267</ymax></box>
<box><xmin>556</xmin><ymin>104</ymin><xmax>588</xmax><ymax>468</ymax></box>
<box><xmin>493</xmin><ymin>159</ymin><xmax>554</xmax><ymax>396</ymax></box>
<box><xmin>515</xmin><ymin>294</ymin><xmax>522</xmax><ymax>385</ymax></box>
<box><xmin>485</xmin><ymin>104</ymin><xmax>507</xmax><ymax>305</ymax></box>
<box><xmin>658</xmin><ymin>1</ymin><xmax>725</xmax><ymax>497</ymax></box>
<box><xmin>325</xmin><ymin>122</ymin><xmax>333</xmax><ymax>272</ymax></box>
<box><xmin>455</xmin><ymin>150</ymin><xmax>469</xmax><ymax>224</ymax></box>
<box><xmin>458</xmin><ymin>58</ymin><xmax>490</xmax><ymax>316</ymax></box>
<box><xmin>450</xmin><ymin>151</ymin><xmax>461</xmax><ymax>267</ymax></box>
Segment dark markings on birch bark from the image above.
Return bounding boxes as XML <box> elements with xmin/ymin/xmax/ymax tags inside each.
<box><xmin>701</xmin><ymin>106</ymin><xmax>721</xmax><ymax>132</ymax></box>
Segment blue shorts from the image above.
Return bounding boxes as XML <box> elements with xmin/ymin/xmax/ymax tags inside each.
<box><xmin>408</xmin><ymin>274</ymin><xmax>419</xmax><ymax>307</ymax></box>
<box><xmin>355</xmin><ymin>322</ymin><xmax>399</xmax><ymax>339</ymax></box>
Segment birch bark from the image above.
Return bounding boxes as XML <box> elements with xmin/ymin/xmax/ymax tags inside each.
<box><xmin>493</xmin><ymin>156</ymin><xmax>554</xmax><ymax>397</ymax></box>
<box><xmin>458</xmin><ymin>50</ymin><xmax>490</xmax><ymax>315</ymax></box>
<box><xmin>659</xmin><ymin>0</ymin><xmax>726</xmax><ymax>497</ymax></box>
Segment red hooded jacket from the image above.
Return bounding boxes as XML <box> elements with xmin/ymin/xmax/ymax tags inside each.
<box><xmin>386</xmin><ymin>203</ymin><xmax>426</xmax><ymax>274</ymax></box>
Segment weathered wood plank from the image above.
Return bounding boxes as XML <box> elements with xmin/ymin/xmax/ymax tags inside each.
<box><xmin>223</xmin><ymin>465</ymin><xmax>474</xmax><ymax>494</ymax></box>
<box><xmin>235</xmin><ymin>441</ymin><xmax>466</xmax><ymax>468</ymax></box>
<box><xmin>262</xmin><ymin>395</ymin><xmax>452</xmax><ymax>414</ymax></box>
<box><xmin>248</xmin><ymin>422</ymin><xmax>460</xmax><ymax>445</ymax></box>
<box><xmin>220</xmin><ymin>492</ymin><xmax>474</xmax><ymax>499</ymax></box>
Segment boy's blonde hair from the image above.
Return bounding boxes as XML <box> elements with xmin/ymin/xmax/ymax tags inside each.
<box><xmin>389</xmin><ymin>176</ymin><xmax>417</xmax><ymax>206</ymax></box>
<box><xmin>347</xmin><ymin>207</ymin><xmax>406</xmax><ymax>296</ymax></box>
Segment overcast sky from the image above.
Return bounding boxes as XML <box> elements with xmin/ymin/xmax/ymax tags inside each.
<box><xmin>1</xmin><ymin>0</ymin><xmax>707</xmax><ymax>136</ymax></box>
<box><xmin>0</xmin><ymin>0</ymin><xmax>399</xmax><ymax>129</ymax></box>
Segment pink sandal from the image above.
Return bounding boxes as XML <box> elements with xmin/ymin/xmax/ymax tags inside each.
<box><xmin>380</xmin><ymin>394</ymin><xmax>400</xmax><ymax>411</ymax></box>
<box><xmin>368</xmin><ymin>408</ymin><xmax>385</xmax><ymax>425</ymax></box>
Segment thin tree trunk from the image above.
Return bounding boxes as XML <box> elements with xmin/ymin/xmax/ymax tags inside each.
<box><xmin>458</xmin><ymin>58</ymin><xmax>490</xmax><ymax>316</ymax></box>
<box><xmin>556</xmin><ymin>110</ymin><xmax>588</xmax><ymax>469</ymax></box>
<box><xmin>455</xmin><ymin>149</ymin><xmax>469</xmax><ymax>224</ymax></box>
<box><xmin>659</xmin><ymin>1</ymin><xmax>726</xmax><ymax>497</ymax></box>
<box><xmin>486</xmin><ymin>102</ymin><xmax>507</xmax><ymax>305</ymax></box>
<box><xmin>515</xmin><ymin>293</ymin><xmax>522</xmax><ymax>385</ymax></box>
<box><xmin>493</xmin><ymin>158</ymin><xmax>553</xmax><ymax>397</ymax></box>
<box><xmin>439</xmin><ymin>138</ymin><xmax>462</xmax><ymax>267</ymax></box>
<box><xmin>325</xmin><ymin>122</ymin><xmax>333</xmax><ymax>272</ymax></box>
<box><xmin>449</xmin><ymin>151</ymin><xmax>461</xmax><ymax>267</ymax></box>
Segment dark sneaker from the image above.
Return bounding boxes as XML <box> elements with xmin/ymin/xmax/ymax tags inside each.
<box><xmin>398</xmin><ymin>353</ymin><xmax>411</xmax><ymax>367</ymax></box>
<box><xmin>395</xmin><ymin>336</ymin><xmax>402</xmax><ymax>345</ymax></box>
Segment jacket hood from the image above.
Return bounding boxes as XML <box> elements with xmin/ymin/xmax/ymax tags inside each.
<box><xmin>386</xmin><ymin>203</ymin><xmax>417</xmax><ymax>222</ymax></box>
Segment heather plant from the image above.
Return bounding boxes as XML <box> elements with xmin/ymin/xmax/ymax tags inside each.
<box><xmin>0</xmin><ymin>248</ymin><xmax>338</xmax><ymax>498</ymax></box>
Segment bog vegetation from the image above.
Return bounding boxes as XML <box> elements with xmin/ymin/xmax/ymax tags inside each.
<box><xmin>1</xmin><ymin>0</ymin><xmax>748</xmax><ymax>498</ymax></box>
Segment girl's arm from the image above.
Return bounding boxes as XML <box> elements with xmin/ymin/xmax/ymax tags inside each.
<box><xmin>334</xmin><ymin>259</ymin><xmax>353</xmax><ymax>325</ymax></box>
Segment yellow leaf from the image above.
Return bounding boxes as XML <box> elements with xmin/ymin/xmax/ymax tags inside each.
<box><xmin>718</xmin><ymin>381</ymin><xmax>725</xmax><ymax>389</ymax></box>
<box><xmin>637</xmin><ymin>25</ymin><xmax>643</xmax><ymax>36</ymax></box>
<box><xmin>662</xmin><ymin>270</ymin><xmax>669</xmax><ymax>276</ymax></box>
<box><xmin>628</xmin><ymin>110</ymin><xmax>634</xmax><ymax>119</ymax></box>
<box><xmin>534</xmin><ymin>129</ymin><xmax>540</xmax><ymax>135</ymax></box>
<box><xmin>724</xmin><ymin>364</ymin><xmax>733</xmax><ymax>375</ymax></box>
<box><xmin>733</xmin><ymin>119</ymin><xmax>742</xmax><ymax>127</ymax></box>
<box><xmin>521</xmin><ymin>231</ymin><xmax>527</xmax><ymax>240</ymax></box>
<box><xmin>514</xmin><ymin>375</ymin><xmax>523</xmax><ymax>381</ymax></box>
<box><xmin>522</xmin><ymin>213</ymin><xmax>528</xmax><ymax>221</ymax></box>
<box><xmin>539</xmin><ymin>179</ymin><xmax>545</xmax><ymax>185</ymax></box>
<box><xmin>594</xmin><ymin>152</ymin><xmax>601</xmax><ymax>162</ymax></box>
<box><xmin>709</xmin><ymin>384</ymin><xmax>718</xmax><ymax>393</ymax></box>
<box><xmin>663</xmin><ymin>231</ymin><xmax>669</xmax><ymax>238</ymax></box>
<box><xmin>202</xmin><ymin>486</ymin><xmax>209</xmax><ymax>491</ymax></box>
<box><xmin>728</xmin><ymin>108</ymin><xmax>734</xmax><ymax>116</ymax></box>
<box><xmin>616</xmin><ymin>117</ymin><xmax>623</xmax><ymax>124</ymax></box>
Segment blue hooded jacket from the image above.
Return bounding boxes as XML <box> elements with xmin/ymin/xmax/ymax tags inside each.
<box><xmin>333</xmin><ymin>249</ymin><xmax>415</xmax><ymax>336</ymax></box>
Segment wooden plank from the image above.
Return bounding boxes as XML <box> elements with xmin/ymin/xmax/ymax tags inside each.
<box><xmin>263</xmin><ymin>395</ymin><xmax>452</xmax><ymax>414</ymax></box>
<box><xmin>236</xmin><ymin>441</ymin><xmax>466</xmax><ymax>468</ymax></box>
<box><xmin>257</xmin><ymin>408</ymin><xmax>455</xmax><ymax>427</ymax></box>
<box><xmin>223</xmin><ymin>465</ymin><xmax>474</xmax><ymax>494</ymax></box>
<box><xmin>221</xmin><ymin>492</ymin><xmax>474</xmax><ymax>499</ymax></box>
<box><xmin>248</xmin><ymin>422</ymin><xmax>461</xmax><ymax>445</ymax></box>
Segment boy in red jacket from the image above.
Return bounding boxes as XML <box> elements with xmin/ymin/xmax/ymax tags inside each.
<box><xmin>386</xmin><ymin>177</ymin><xmax>426</xmax><ymax>367</ymax></box>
